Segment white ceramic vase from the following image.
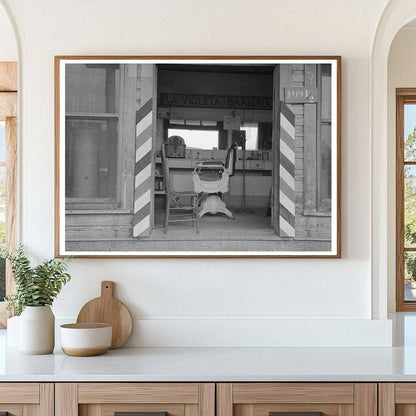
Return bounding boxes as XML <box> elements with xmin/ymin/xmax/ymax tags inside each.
<box><xmin>19</xmin><ymin>306</ymin><xmax>55</xmax><ymax>354</ymax></box>
<box><xmin>6</xmin><ymin>315</ymin><xmax>20</xmax><ymax>347</ymax></box>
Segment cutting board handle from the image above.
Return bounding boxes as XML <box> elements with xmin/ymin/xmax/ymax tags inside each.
<box><xmin>101</xmin><ymin>281</ymin><xmax>115</xmax><ymax>298</ymax></box>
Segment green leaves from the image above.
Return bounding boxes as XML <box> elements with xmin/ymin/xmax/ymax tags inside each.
<box><xmin>1</xmin><ymin>245</ymin><xmax>71</xmax><ymax>315</ymax></box>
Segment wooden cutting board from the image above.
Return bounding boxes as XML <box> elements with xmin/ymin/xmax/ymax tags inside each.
<box><xmin>76</xmin><ymin>281</ymin><xmax>133</xmax><ymax>349</ymax></box>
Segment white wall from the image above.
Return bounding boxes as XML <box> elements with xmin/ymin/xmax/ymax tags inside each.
<box><xmin>387</xmin><ymin>25</ymin><xmax>416</xmax><ymax>312</ymax></box>
<box><xmin>0</xmin><ymin>3</ymin><xmax>17</xmax><ymax>61</ymax></box>
<box><xmin>0</xmin><ymin>0</ymin><xmax>393</xmax><ymax>346</ymax></box>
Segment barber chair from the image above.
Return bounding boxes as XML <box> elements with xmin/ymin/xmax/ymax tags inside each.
<box><xmin>192</xmin><ymin>143</ymin><xmax>237</xmax><ymax>219</ymax></box>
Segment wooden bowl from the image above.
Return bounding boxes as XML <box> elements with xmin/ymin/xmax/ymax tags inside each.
<box><xmin>60</xmin><ymin>323</ymin><xmax>112</xmax><ymax>356</ymax></box>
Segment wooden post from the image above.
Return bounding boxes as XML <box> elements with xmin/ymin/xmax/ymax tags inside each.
<box><xmin>133</xmin><ymin>64</ymin><xmax>155</xmax><ymax>238</ymax></box>
<box><xmin>304</xmin><ymin>64</ymin><xmax>317</xmax><ymax>214</ymax></box>
<box><xmin>279</xmin><ymin>102</ymin><xmax>296</xmax><ymax>237</ymax></box>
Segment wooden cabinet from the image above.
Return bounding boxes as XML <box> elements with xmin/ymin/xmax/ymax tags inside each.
<box><xmin>379</xmin><ymin>383</ymin><xmax>416</xmax><ymax>416</ymax></box>
<box><xmin>217</xmin><ymin>383</ymin><xmax>377</xmax><ymax>416</ymax></box>
<box><xmin>0</xmin><ymin>383</ymin><xmax>53</xmax><ymax>416</ymax></box>
<box><xmin>0</xmin><ymin>381</ymin><xmax>385</xmax><ymax>416</ymax></box>
<box><xmin>55</xmin><ymin>383</ymin><xmax>215</xmax><ymax>416</ymax></box>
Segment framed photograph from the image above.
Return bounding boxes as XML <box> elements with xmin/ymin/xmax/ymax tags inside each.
<box><xmin>55</xmin><ymin>56</ymin><xmax>341</xmax><ymax>258</ymax></box>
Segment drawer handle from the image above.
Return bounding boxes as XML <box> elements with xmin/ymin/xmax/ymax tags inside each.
<box><xmin>270</xmin><ymin>413</ymin><xmax>324</xmax><ymax>416</ymax></box>
<box><xmin>115</xmin><ymin>412</ymin><xmax>167</xmax><ymax>416</ymax></box>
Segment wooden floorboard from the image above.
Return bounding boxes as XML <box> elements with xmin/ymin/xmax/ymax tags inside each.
<box><xmin>65</xmin><ymin>209</ymin><xmax>332</xmax><ymax>252</ymax></box>
<box><xmin>66</xmin><ymin>239</ymin><xmax>331</xmax><ymax>252</ymax></box>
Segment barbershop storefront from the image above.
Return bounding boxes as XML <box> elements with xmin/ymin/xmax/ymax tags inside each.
<box><xmin>62</xmin><ymin>59</ymin><xmax>336</xmax><ymax>254</ymax></box>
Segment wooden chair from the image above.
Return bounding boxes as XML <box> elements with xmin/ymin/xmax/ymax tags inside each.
<box><xmin>161</xmin><ymin>144</ymin><xmax>200</xmax><ymax>234</ymax></box>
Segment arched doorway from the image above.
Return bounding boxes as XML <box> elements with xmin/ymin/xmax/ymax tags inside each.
<box><xmin>371</xmin><ymin>0</ymin><xmax>416</xmax><ymax>319</ymax></box>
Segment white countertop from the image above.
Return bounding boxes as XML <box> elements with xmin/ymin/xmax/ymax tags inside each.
<box><xmin>2</xmin><ymin>329</ymin><xmax>416</xmax><ymax>382</ymax></box>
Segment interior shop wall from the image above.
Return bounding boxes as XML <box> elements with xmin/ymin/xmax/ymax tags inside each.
<box><xmin>387</xmin><ymin>24</ymin><xmax>416</xmax><ymax>313</ymax></box>
<box><xmin>0</xmin><ymin>0</ymin><xmax>392</xmax><ymax>346</ymax></box>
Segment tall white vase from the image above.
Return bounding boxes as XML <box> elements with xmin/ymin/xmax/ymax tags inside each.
<box><xmin>6</xmin><ymin>315</ymin><xmax>20</xmax><ymax>347</ymax></box>
<box><xmin>19</xmin><ymin>306</ymin><xmax>55</xmax><ymax>354</ymax></box>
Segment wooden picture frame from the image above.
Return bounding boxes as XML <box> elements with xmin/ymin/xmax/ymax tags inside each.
<box><xmin>55</xmin><ymin>56</ymin><xmax>341</xmax><ymax>258</ymax></box>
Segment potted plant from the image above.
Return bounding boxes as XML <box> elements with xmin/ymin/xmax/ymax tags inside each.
<box><xmin>2</xmin><ymin>245</ymin><xmax>71</xmax><ymax>354</ymax></box>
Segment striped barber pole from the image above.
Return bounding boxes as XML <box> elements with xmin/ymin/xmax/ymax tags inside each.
<box><xmin>133</xmin><ymin>97</ymin><xmax>153</xmax><ymax>238</ymax></box>
<box><xmin>279</xmin><ymin>101</ymin><xmax>296</xmax><ymax>238</ymax></box>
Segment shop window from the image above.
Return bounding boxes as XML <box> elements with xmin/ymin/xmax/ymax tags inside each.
<box><xmin>241</xmin><ymin>123</ymin><xmax>259</xmax><ymax>150</ymax></box>
<box><xmin>65</xmin><ymin>118</ymin><xmax>118</xmax><ymax>200</ymax></box>
<box><xmin>167</xmin><ymin>122</ymin><xmax>259</xmax><ymax>151</ymax></box>
<box><xmin>65</xmin><ymin>64</ymin><xmax>134</xmax><ymax>210</ymax></box>
<box><xmin>168</xmin><ymin>127</ymin><xmax>219</xmax><ymax>150</ymax></box>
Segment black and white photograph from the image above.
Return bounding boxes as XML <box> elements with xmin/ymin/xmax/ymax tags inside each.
<box><xmin>56</xmin><ymin>57</ymin><xmax>340</xmax><ymax>257</ymax></box>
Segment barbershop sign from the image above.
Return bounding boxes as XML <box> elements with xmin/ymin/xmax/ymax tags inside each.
<box><xmin>159</xmin><ymin>93</ymin><xmax>273</xmax><ymax>110</ymax></box>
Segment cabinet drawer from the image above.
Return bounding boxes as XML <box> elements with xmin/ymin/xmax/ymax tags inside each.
<box><xmin>78</xmin><ymin>383</ymin><xmax>200</xmax><ymax>404</ymax></box>
<box><xmin>0</xmin><ymin>383</ymin><xmax>39</xmax><ymax>404</ymax></box>
<box><xmin>217</xmin><ymin>383</ymin><xmax>376</xmax><ymax>416</ymax></box>
<box><xmin>56</xmin><ymin>383</ymin><xmax>215</xmax><ymax>416</ymax></box>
